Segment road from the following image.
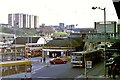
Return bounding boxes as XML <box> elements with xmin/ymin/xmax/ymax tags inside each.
<box><xmin>31</xmin><ymin>59</ymin><xmax>107</xmax><ymax>79</ymax></box>
<box><xmin>32</xmin><ymin>62</ymin><xmax>84</xmax><ymax>78</ymax></box>
<box><xmin>30</xmin><ymin>57</ymin><xmax>120</xmax><ymax>80</ymax></box>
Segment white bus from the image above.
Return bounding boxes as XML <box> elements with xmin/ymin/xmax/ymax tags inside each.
<box><xmin>71</xmin><ymin>50</ymin><xmax>103</xmax><ymax>67</ymax></box>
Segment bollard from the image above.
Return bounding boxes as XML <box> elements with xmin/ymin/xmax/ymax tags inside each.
<box><xmin>46</xmin><ymin>62</ymin><xmax>49</xmax><ymax>67</ymax></box>
<box><xmin>41</xmin><ymin>58</ymin><xmax>42</xmax><ymax>63</ymax></box>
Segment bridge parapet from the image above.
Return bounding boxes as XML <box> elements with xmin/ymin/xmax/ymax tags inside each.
<box><xmin>84</xmin><ymin>33</ymin><xmax>120</xmax><ymax>42</ymax></box>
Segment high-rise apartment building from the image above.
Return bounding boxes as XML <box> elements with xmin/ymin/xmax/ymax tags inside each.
<box><xmin>8</xmin><ymin>13</ymin><xmax>39</xmax><ymax>28</ymax></box>
<box><xmin>59</xmin><ymin>23</ymin><xmax>64</xmax><ymax>29</ymax></box>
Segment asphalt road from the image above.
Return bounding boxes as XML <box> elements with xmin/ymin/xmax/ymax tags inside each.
<box><xmin>32</xmin><ymin>62</ymin><xmax>84</xmax><ymax>78</ymax></box>
<box><xmin>31</xmin><ymin>60</ymin><xmax>107</xmax><ymax>79</ymax></box>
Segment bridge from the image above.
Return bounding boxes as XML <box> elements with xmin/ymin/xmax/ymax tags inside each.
<box><xmin>84</xmin><ymin>33</ymin><xmax>120</xmax><ymax>42</ymax></box>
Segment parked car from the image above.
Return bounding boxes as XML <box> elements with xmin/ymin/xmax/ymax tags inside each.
<box><xmin>106</xmin><ymin>57</ymin><xmax>115</xmax><ymax>67</ymax></box>
<box><xmin>113</xmin><ymin>56</ymin><xmax>120</xmax><ymax>63</ymax></box>
<box><xmin>106</xmin><ymin>56</ymin><xmax>120</xmax><ymax>67</ymax></box>
<box><xmin>49</xmin><ymin>58</ymin><xmax>68</xmax><ymax>64</ymax></box>
<box><xmin>16</xmin><ymin>56</ymin><xmax>22</xmax><ymax>60</ymax></box>
<box><xmin>112</xmin><ymin>62</ymin><xmax>120</xmax><ymax>79</ymax></box>
<box><xmin>106</xmin><ymin>56</ymin><xmax>120</xmax><ymax>78</ymax></box>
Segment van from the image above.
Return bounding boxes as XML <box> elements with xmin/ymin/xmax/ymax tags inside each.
<box><xmin>97</xmin><ymin>44</ymin><xmax>106</xmax><ymax>51</ymax></box>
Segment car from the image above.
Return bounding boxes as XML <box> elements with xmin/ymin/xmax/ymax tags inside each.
<box><xmin>16</xmin><ymin>56</ymin><xmax>22</xmax><ymax>60</ymax></box>
<box><xmin>106</xmin><ymin>56</ymin><xmax>120</xmax><ymax>67</ymax></box>
<box><xmin>112</xmin><ymin>62</ymin><xmax>120</xmax><ymax>78</ymax></box>
<box><xmin>106</xmin><ymin>57</ymin><xmax>114</xmax><ymax>63</ymax></box>
<box><xmin>49</xmin><ymin>58</ymin><xmax>68</xmax><ymax>64</ymax></box>
<box><xmin>106</xmin><ymin>57</ymin><xmax>114</xmax><ymax>67</ymax></box>
<box><xmin>106</xmin><ymin>56</ymin><xmax>120</xmax><ymax>78</ymax></box>
<box><xmin>113</xmin><ymin>56</ymin><xmax>120</xmax><ymax>62</ymax></box>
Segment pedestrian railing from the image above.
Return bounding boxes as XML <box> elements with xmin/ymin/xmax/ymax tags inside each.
<box><xmin>0</xmin><ymin>60</ymin><xmax>32</xmax><ymax>78</ymax></box>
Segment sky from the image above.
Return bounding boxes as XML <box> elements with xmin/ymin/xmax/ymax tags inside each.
<box><xmin>0</xmin><ymin>0</ymin><xmax>118</xmax><ymax>28</ymax></box>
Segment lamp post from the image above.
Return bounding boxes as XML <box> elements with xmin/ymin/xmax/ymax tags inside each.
<box><xmin>14</xmin><ymin>26</ymin><xmax>17</xmax><ymax>60</ymax></box>
<box><xmin>92</xmin><ymin>6</ymin><xmax>106</xmax><ymax>77</ymax></box>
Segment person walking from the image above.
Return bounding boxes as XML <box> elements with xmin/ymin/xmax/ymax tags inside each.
<box><xmin>112</xmin><ymin>64</ymin><xmax>117</xmax><ymax>79</ymax></box>
<box><xmin>43</xmin><ymin>57</ymin><xmax>46</xmax><ymax>63</ymax></box>
<box><xmin>40</xmin><ymin>58</ymin><xmax>42</xmax><ymax>63</ymax></box>
<box><xmin>108</xmin><ymin>66</ymin><xmax>112</xmax><ymax>77</ymax></box>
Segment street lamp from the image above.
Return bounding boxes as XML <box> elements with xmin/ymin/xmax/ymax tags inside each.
<box><xmin>92</xmin><ymin>6</ymin><xmax>106</xmax><ymax>77</ymax></box>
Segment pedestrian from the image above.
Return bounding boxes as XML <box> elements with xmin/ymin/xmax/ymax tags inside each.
<box><xmin>108</xmin><ymin>66</ymin><xmax>112</xmax><ymax>77</ymax></box>
<box><xmin>40</xmin><ymin>58</ymin><xmax>42</xmax><ymax>63</ymax></box>
<box><xmin>20</xmin><ymin>49</ymin><xmax>24</xmax><ymax>59</ymax></box>
<box><xmin>112</xmin><ymin>64</ymin><xmax>117</xmax><ymax>79</ymax></box>
<box><xmin>113</xmin><ymin>69</ymin><xmax>117</xmax><ymax>79</ymax></box>
<box><xmin>43</xmin><ymin>57</ymin><xmax>46</xmax><ymax>63</ymax></box>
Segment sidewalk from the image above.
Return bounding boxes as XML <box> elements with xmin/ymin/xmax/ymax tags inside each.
<box><xmin>75</xmin><ymin>61</ymin><xmax>120</xmax><ymax>80</ymax></box>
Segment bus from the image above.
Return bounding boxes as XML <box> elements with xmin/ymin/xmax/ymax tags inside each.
<box><xmin>71</xmin><ymin>50</ymin><xmax>103</xmax><ymax>67</ymax></box>
<box><xmin>25</xmin><ymin>43</ymin><xmax>42</xmax><ymax>57</ymax></box>
<box><xmin>0</xmin><ymin>60</ymin><xmax>32</xmax><ymax>79</ymax></box>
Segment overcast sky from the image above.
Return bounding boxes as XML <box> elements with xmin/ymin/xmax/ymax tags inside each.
<box><xmin>0</xmin><ymin>0</ymin><xmax>118</xmax><ymax>28</ymax></box>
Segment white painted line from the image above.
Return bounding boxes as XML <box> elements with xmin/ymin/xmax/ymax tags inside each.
<box><xmin>32</xmin><ymin>66</ymin><xmax>45</xmax><ymax>74</ymax></box>
<box><xmin>75</xmin><ymin>74</ymin><xmax>84</xmax><ymax>78</ymax></box>
<box><xmin>37</xmin><ymin>77</ymin><xmax>52</xmax><ymax>78</ymax></box>
<box><xmin>32</xmin><ymin>71</ymin><xmax>36</xmax><ymax>74</ymax></box>
<box><xmin>75</xmin><ymin>75</ymin><xmax>108</xmax><ymax>79</ymax></box>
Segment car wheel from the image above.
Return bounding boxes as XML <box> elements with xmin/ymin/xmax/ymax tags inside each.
<box><xmin>64</xmin><ymin>62</ymin><xmax>66</xmax><ymax>64</ymax></box>
<box><xmin>50</xmin><ymin>62</ymin><xmax>53</xmax><ymax>64</ymax></box>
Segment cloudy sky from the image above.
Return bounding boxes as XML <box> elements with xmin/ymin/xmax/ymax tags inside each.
<box><xmin>0</xmin><ymin>0</ymin><xmax>118</xmax><ymax>28</ymax></box>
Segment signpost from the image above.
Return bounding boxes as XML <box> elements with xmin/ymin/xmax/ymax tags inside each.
<box><xmin>86</xmin><ymin>61</ymin><xmax>92</xmax><ymax>68</ymax></box>
<box><xmin>85</xmin><ymin>60</ymin><xmax>92</xmax><ymax>79</ymax></box>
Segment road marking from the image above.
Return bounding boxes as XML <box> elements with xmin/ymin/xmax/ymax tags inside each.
<box><xmin>32</xmin><ymin>66</ymin><xmax>45</xmax><ymax>74</ymax></box>
<box><xmin>37</xmin><ymin>77</ymin><xmax>58</xmax><ymax>79</ymax></box>
<box><xmin>32</xmin><ymin>71</ymin><xmax>36</xmax><ymax>74</ymax></box>
<box><xmin>37</xmin><ymin>77</ymin><xmax>52</xmax><ymax>78</ymax></box>
<box><xmin>32</xmin><ymin>65</ymin><xmax>54</xmax><ymax>74</ymax></box>
<box><xmin>75</xmin><ymin>74</ymin><xmax>84</xmax><ymax>78</ymax></box>
<box><xmin>75</xmin><ymin>74</ymin><xmax>108</xmax><ymax>79</ymax></box>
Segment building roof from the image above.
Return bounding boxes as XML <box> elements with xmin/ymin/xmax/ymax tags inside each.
<box><xmin>12</xmin><ymin>36</ymin><xmax>40</xmax><ymax>44</ymax></box>
<box><xmin>45</xmin><ymin>38</ymin><xmax>81</xmax><ymax>47</ymax></box>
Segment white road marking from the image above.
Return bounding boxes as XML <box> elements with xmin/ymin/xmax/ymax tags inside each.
<box><xmin>75</xmin><ymin>74</ymin><xmax>107</xmax><ymax>79</ymax></box>
<box><xmin>32</xmin><ymin>66</ymin><xmax>45</xmax><ymax>74</ymax></box>
<box><xmin>32</xmin><ymin>65</ymin><xmax>54</xmax><ymax>74</ymax></box>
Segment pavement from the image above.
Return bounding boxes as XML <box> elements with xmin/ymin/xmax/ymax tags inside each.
<box><xmin>75</xmin><ymin>61</ymin><xmax>120</xmax><ymax>80</ymax></box>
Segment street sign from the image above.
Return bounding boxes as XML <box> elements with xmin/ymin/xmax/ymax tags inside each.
<box><xmin>86</xmin><ymin>61</ymin><xmax>92</xmax><ymax>68</ymax></box>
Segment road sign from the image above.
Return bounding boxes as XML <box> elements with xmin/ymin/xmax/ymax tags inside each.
<box><xmin>86</xmin><ymin>61</ymin><xmax>92</xmax><ymax>68</ymax></box>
